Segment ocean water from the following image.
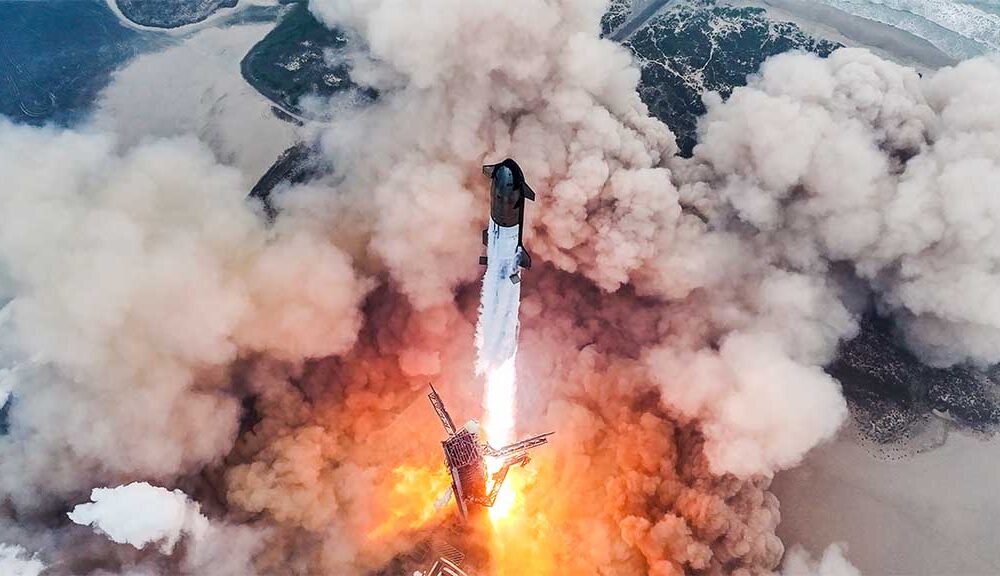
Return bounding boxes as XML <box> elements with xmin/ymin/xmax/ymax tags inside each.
<box><xmin>814</xmin><ymin>0</ymin><xmax>1000</xmax><ymax>59</ymax></box>
<box><xmin>964</xmin><ymin>0</ymin><xmax>1000</xmax><ymax>17</ymax></box>
<box><xmin>0</xmin><ymin>0</ymin><xmax>164</xmax><ymax>126</ymax></box>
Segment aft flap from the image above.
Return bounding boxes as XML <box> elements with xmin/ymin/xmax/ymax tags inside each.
<box><xmin>518</xmin><ymin>249</ymin><xmax>532</xmax><ymax>270</ymax></box>
<box><xmin>522</xmin><ymin>183</ymin><xmax>536</xmax><ymax>201</ymax></box>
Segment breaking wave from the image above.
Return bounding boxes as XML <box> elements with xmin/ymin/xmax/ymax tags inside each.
<box><xmin>815</xmin><ymin>0</ymin><xmax>999</xmax><ymax>59</ymax></box>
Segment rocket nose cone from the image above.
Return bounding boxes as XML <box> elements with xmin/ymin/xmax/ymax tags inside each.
<box><xmin>490</xmin><ymin>164</ymin><xmax>522</xmax><ymax>226</ymax></box>
<box><xmin>492</xmin><ymin>166</ymin><xmax>517</xmax><ymax>201</ymax></box>
<box><xmin>493</xmin><ymin>166</ymin><xmax>515</xmax><ymax>188</ymax></box>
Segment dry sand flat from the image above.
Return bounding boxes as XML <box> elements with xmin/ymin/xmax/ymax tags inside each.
<box><xmin>773</xmin><ymin>428</ymin><xmax>1000</xmax><ymax>574</ymax></box>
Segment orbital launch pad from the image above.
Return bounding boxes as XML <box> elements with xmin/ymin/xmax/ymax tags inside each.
<box><xmin>400</xmin><ymin>386</ymin><xmax>551</xmax><ymax>576</ymax></box>
<box><xmin>428</xmin><ymin>385</ymin><xmax>552</xmax><ymax>521</ymax></box>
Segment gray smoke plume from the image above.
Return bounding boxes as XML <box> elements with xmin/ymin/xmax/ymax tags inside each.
<box><xmin>0</xmin><ymin>0</ymin><xmax>998</xmax><ymax>574</ymax></box>
<box><xmin>0</xmin><ymin>122</ymin><xmax>370</xmax><ymax>515</ymax></box>
<box><xmin>304</xmin><ymin>0</ymin><xmax>858</xmax><ymax>480</ymax></box>
<box><xmin>93</xmin><ymin>24</ymin><xmax>299</xmax><ymax>177</ymax></box>
<box><xmin>683</xmin><ymin>49</ymin><xmax>1000</xmax><ymax>368</ymax></box>
<box><xmin>0</xmin><ymin>544</ymin><xmax>45</xmax><ymax>576</ymax></box>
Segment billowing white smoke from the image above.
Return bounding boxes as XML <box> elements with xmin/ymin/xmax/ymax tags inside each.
<box><xmin>782</xmin><ymin>544</ymin><xmax>861</xmax><ymax>576</ymax></box>
<box><xmin>68</xmin><ymin>483</ymin><xmax>209</xmax><ymax>553</ymax></box>
<box><xmin>307</xmin><ymin>0</ymin><xmax>855</xmax><ymax>478</ymax></box>
<box><xmin>686</xmin><ymin>49</ymin><xmax>1000</xmax><ymax>368</ymax></box>
<box><xmin>650</xmin><ymin>48</ymin><xmax>1000</xmax><ymax>474</ymax></box>
<box><xmin>645</xmin><ymin>328</ymin><xmax>851</xmax><ymax>476</ymax></box>
<box><xmin>0</xmin><ymin>120</ymin><xmax>370</xmax><ymax>510</ymax></box>
<box><xmin>67</xmin><ymin>482</ymin><xmax>266</xmax><ymax>575</ymax></box>
<box><xmin>0</xmin><ymin>544</ymin><xmax>45</xmax><ymax>576</ymax></box>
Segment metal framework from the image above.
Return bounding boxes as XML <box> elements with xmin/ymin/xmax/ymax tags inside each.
<box><xmin>429</xmin><ymin>384</ymin><xmax>457</xmax><ymax>436</ymax></box>
<box><xmin>481</xmin><ymin>433</ymin><xmax>553</xmax><ymax>459</ymax></box>
<box><xmin>427</xmin><ymin>385</ymin><xmax>552</xmax><ymax>521</ymax></box>
<box><xmin>425</xmin><ymin>557</ymin><xmax>469</xmax><ymax>576</ymax></box>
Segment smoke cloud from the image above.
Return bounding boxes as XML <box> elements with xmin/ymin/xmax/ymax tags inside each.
<box><xmin>1</xmin><ymin>0</ymin><xmax>999</xmax><ymax>574</ymax></box>
<box><xmin>94</xmin><ymin>25</ymin><xmax>298</xmax><ymax>177</ymax></box>
<box><xmin>0</xmin><ymin>544</ymin><xmax>45</xmax><ymax>576</ymax></box>
<box><xmin>68</xmin><ymin>483</ymin><xmax>210</xmax><ymax>553</ymax></box>
<box><xmin>782</xmin><ymin>544</ymin><xmax>861</xmax><ymax>576</ymax></box>
<box><xmin>0</xmin><ymin>120</ymin><xmax>369</xmax><ymax>514</ymax></box>
<box><xmin>684</xmin><ymin>49</ymin><xmax>1000</xmax><ymax>368</ymax></box>
<box><xmin>306</xmin><ymin>0</ymin><xmax>859</xmax><ymax>479</ymax></box>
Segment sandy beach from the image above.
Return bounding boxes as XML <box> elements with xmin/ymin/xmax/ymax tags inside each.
<box><xmin>735</xmin><ymin>0</ymin><xmax>957</xmax><ymax>70</ymax></box>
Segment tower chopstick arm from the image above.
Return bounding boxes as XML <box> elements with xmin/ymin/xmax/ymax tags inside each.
<box><xmin>483</xmin><ymin>432</ymin><xmax>553</xmax><ymax>458</ymax></box>
<box><xmin>428</xmin><ymin>384</ymin><xmax>457</xmax><ymax>436</ymax></box>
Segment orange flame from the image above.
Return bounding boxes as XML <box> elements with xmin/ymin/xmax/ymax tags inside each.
<box><xmin>486</xmin><ymin>464</ymin><xmax>561</xmax><ymax>575</ymax></box>
<box><xmin>485</xmin><ymin>457</ymin><xmax>517</xmax><ymax>522</ymax></box>
<box><xmin>368</xmin><ymin>465</ymin><xmax>452</xmax><ymax>540</ymax></box>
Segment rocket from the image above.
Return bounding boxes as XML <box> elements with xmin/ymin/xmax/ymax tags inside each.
<box><xmin>479</xmin><ymin>159</ymin><xmax>535</xmax><ymax>284</ymax></box>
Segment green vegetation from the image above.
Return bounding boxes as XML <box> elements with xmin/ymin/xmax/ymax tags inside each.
<box><xmin>626</xmin><ymin>2</ymin><xmax>839</xmax><ymax>155</ymax></box>
<box><xmin>249</xmin><ymin>142</ymin><xmax>327</xmax><ymax>219</ymax></box>
<box><xmin>241</xmin><ymin>2</ymin><xmax>374</xmax><ymax>118</ymax></box>
<box><xmin>831</xmin><ymin>316</ymin><xmax>1000</xmax><ymax>444</ymax></box>
<box><xmin>601</xmin><ymin>0</ymin><xmax>631</xmax><ymax>37</ymax></box>
<box><xmin>116</xmin><ymin>0</ymin><xmax>237</xmax><ymax>28</ymax></box>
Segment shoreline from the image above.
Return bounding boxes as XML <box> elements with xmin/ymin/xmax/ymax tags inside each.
<box><xmin>730</xmin><ymin>0</ymin><xmax>957</xmax><ymax>71</ymax></box>
<box><xmin>102</xmin><ymin>0</ymin><xmax>258</xmax><ymax>35</ymax></box>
